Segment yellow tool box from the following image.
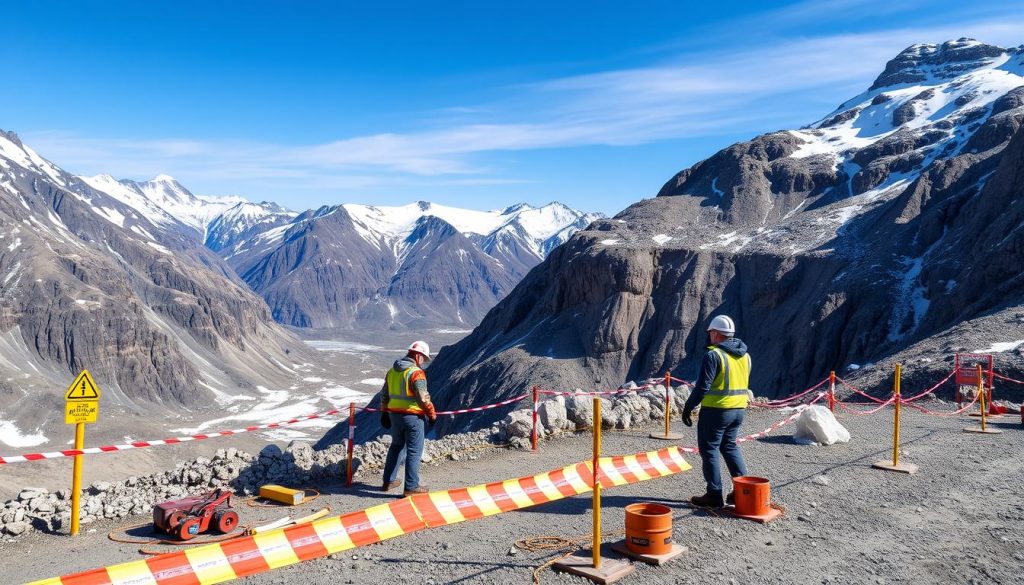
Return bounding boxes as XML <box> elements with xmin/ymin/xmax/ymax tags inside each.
<box><xmin>259</xmin><ymin>485</ymin><xmax>305</xmax><ymax>505</ymax></box>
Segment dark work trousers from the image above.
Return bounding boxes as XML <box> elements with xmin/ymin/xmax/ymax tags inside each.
<box><xmin>382</xmin><ymin>413</ymin><xmax>425</xmax><ymax>491</ymax></box>
<box><xmin>696</xmin><ymin>406</ymin><xmax>748</xmax><ymax>493</ymax></box>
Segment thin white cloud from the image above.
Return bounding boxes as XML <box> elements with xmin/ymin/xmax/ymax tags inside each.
<box><xmin>22</xmin><ymin>14</ymin><xmax>1024</xmax><ymax>198</ymax></box>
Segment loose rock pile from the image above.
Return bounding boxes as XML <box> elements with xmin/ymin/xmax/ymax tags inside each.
<box><xmin>494</xmin><ymin>382</ymin><xmax>691</xmax><ymax>449</ymax></box>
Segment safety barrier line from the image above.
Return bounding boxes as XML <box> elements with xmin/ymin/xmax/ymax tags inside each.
<box><xmin>0</xmin><ymin>408</ymin><xmax>352</xmax><ymax>465</ymax></box>
<box><xmin>762</xmin><ymin>378</ymin><xmax>830</xmax><ymax>405</ymax></box>
<box><xmin>538</xmin><ymin>383</ymin><xmax>656</xmax><ymax>397</ymax></box>
<box><xmin>2</xmin><ymin>366</ymin><xmax>979</xmax><ymax>466</ymax></box>
<box><xmin>363</xmin><ymin>394</ymin><xmax>528</xmax><ymax>415</ymax></box>
<box><xmin>994</xmin><ymin>371</ymin><xmax>1024</xmax><ymax>385</ymax></box>
<box><xmin>739</xmin><ymin>394</ymin><xmax>825</xmax><ymax>442</ymax></box>
<box><xmin>836</xmin><ymin>398</ymin><xmax>896</xmax><ymax>416</ymax></box>
<box><xmin>29</xmin><ymin>446</ymin><xmax>693</xmax><ymax>585</ymax></box>
<box><xmin>899</xmin><ymin>370</ymin><xmax>956</xmax><ymax>403</ymax></box>
<box><xmin>835</xmin><ymin>376</ymin><xmax>889</xmax><ymax>404</ymax></box>
<box><xmin>901</xmin><ymin>391</ymin><xmax>980</xmax><ymax>417</ymax></box>
<box><xmin>0</xmin><ymin>393</ymin><xmax>535</xmax><ymax>465</ymax></box>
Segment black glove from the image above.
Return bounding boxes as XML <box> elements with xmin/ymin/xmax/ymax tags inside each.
<box><xmin>380</xmin><ymin>411</ymin><xmax>391</xmax><ymax>429</ymax></box>
<box><xmin>682</xmin><ymin>409</ymin><xmax>693</xmax><ymax>427</ymax></box>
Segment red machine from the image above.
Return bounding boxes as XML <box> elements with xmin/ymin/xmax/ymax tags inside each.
<box><xmin>152</xmin><ymin>489</ymin><xmax>239</xmax><ymax>540</ymax></box>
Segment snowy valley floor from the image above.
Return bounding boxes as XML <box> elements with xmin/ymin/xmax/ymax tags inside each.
<box><xmin>3</xmin><ymin>407</ymin><xmax>1023</xmax><ymax>585</ymax></box>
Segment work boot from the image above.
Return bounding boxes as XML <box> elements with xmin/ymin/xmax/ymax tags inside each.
<box><xmin>726</xmin><ymin>491</ymin><xmax>735</xmax><ymax>505</ymax></box>
<box><xmin>689</xmin><ymin>491</ymin><xmax>725</xmax><ymax>508</ymax></box>
<box><xmin>383</xmin><ymin>479</ymin><xmax>402</xmax><ymax>492</ymax></box>
<box><xmin>403</xmin><ymin>486</ymin><xmax>429</xmax><ymax>496</ymax></box>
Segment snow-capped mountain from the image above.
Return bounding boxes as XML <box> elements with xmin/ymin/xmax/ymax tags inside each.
<box><xmin>223</xmin><ymin>201</ymin><xmax>602</xmax><ymax>329</ymax></box>
<box><xmin>0</xmin><ymin>129</ymin><xmax>310</xmax><ymax>438</ymax></box>
<box><xmin>412</xmin><ymin>38</ymin><xmax>1024</xmax><ymax>434</ymax></box>
<box><xmin>205</xmin><ymin>201</ymin><xmax>297</xmax><ymax>252</ymax></box>
<box><xmin>79</xmin><ymin>174</ymin><xmax>245</xmax><ymax>239</ymax></box>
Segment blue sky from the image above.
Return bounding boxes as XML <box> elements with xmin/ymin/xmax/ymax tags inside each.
<box><xmin>4</xmin><ymin>1</ymin><xmax>1023</xmax><ymax>215</ymax></box>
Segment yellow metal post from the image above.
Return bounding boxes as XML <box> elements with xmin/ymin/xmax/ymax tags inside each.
<box><xmin>892</xmin><ymin>364</ymin><xmax>901</xmax><ymax>468</ymax></box>
<box><xmin>592</xmin><ymin>397</ymin><xmax>601</xmax><ymax>569</ymax></box>
<box><xmin>70</xmin><ymin>422</ymin><xmax>85</xmax><ymax>536</ymax></box>
<box><xmin>664</xmin><ymin>371</ymin><xmax>671</xmax><ymax>437</ymax></box>
<box><xmin>977</xmin><ymin>364</ymin><xmax>986</xmax><ymax>432</ymax></box>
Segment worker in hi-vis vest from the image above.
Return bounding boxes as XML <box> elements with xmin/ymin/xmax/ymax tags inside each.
<box><xmin>379</xmin><ymin>340</ymin><xmax>437</xmax><ymax>496</ymax></box>
<box><xmin>681</xmin><ymin>315</ymin><xmax>752</xmax><ymax>508</ymax></box>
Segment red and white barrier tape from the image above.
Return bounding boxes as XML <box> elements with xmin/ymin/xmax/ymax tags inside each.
<box><xmin>902</xmin><ymin>391</ymin><xmax>980</xmax><ymax>417</ymax></box>
<box><xmin>836</xmin><ymin>397</ymin><xmax>896</xmax><ymax>416</ymax></box>
<box><xmin>364</xmin><ymin>394</ymin><xmax>528</xmax><ymax>416</ymax></box>
<box><xmin>538</xmin><ymin>384</ymin><xmax>655</xmax><ymax>397</ymax></box>
<box><xmin>668</xmin><ymin>376</ymin><xmax>694</xmax><ymax>386</ymax></box>
<box><xmin>0</xmin><ymin>407</ymin><xmax>353</xmax><ymax>465</ymax></box>
<box><xmin>836</xmin><ymin>376</ymin><xmax>889</xmax><ymax>404</ymax></box>
<box><xmin>675</xmin><ymin>393</ymin><xmax>826</xmax><ymax>453</ymax></box>
<box><xmin>994</xmin><ymin>371</ymin><xmax>1024</xmax><ymax>385</ymax></box>
<box><xmin>900</xmin><ymin>370</ymin><xmax>956</xmax><ymax>403</ymax></box>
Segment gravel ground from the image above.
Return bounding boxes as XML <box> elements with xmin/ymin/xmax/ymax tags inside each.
<box><xmin>4</xmin><ymin>405</ymin><xmax>1023</xmax><ymax>585</ymax></box>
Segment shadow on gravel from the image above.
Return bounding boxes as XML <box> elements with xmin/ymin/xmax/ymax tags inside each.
<box><xmin>986</xmin><ymin>420</ymin><xmax>1023</xmax><ymax>429</ymax></box>
<box><xmin>514</xmin><ymin>494</ymin><xmax>690</xmax><ymax>516</ymax></box>
<box><xmin>375</xmin><ymin>556</ymin><xmax>539</xmax><ymax>583</ymax></box>
<box><xmin>771</xmin><ymin>429</ymin><xmax>940</xmax><ymax>492</ymax></box>
<box><xmin>756</xmin><ymin>436</ymin><xmax>801</xmax><ymax>445</ymax></box>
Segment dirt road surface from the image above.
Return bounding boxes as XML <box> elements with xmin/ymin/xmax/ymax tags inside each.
<box><xmin>4</xmin><ymin>405</ymin><xmax>1022</xmax><ymax>585</ymax></box>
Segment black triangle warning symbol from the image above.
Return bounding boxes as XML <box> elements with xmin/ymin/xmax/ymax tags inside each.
<box><xmin>65</xmin><ymin>370</ymin><xmax>101</xmax><ymax>401</ymax></box>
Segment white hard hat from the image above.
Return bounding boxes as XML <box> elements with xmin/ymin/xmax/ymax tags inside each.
<box><xmin>408</xmin><ymin>340</ymin><xmax>431</xmax><ymax>360</ymax></box>
<box><xmin>707</xmin><ymin>315</ymin><xmax>735</xmax><ymax>335</ymax></box>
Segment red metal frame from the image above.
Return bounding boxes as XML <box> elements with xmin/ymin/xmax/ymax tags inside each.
<box><xmin>954</xmin><ymin>353</ymin><xmax>994</xmax><ymax>405</ymax></box>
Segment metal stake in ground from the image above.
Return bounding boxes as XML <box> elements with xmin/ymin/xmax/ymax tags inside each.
<box><xmin>552</xmin><ymin>397</ymin><xmax>635</xmax><ymax>584</ymax></box>
<box><xmin>650</xmin><ymin>371</ymin><xmax>683</xmax><ymax>441</ymax></box>
<box><xmin>965</xmin><ymin>364</ymin><xmax>1003</xmax><ymax>435</ymax></box>
<box><xmin>872</xmin><ymin>364</ymin><xmax>919</xmax><ymax>474</ymax></box>
<box><xmin>828</xmin><ymin>370</ymin><xmax>836</xmax><ymax>412</ymax></box>
<box><xmin>346</xmin><ymin>402</ymin><xmax>356</xmax><ymax>487</ymax></box>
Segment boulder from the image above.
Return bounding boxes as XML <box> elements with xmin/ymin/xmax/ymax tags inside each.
<box><xmin>794</xmin><ymin>405</ymin><xmax>851</xmax><ymax>446</ymax></box>
<box><xmin>539</xmin><ymin>396</ymin><xmax>570</xmax><ymax>433</ymax></box>
<box><xmin>565</xmin><ymin>394</ymin><xmax>594</xmax><ymax>427</ymax></box>
<box><xmin>4</xmin><ymin>521</ymin><xmax>28</xmax><ymax>536</ymax></box>
<box><xmin>502</xmin><ymin>409</ymin><xmax>536</xmax><ymax>440</ymax></box>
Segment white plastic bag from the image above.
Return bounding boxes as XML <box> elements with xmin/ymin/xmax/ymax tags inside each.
<box><xmin>793</xmin><ymin>405</ymin><xmax>850</xmax><ymax>446</ymax></box>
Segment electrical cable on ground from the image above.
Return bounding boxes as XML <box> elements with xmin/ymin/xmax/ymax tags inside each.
<box><xmin>515</xmin><ymin>529</ymin><xmax>626</xmax><ymax>585</ymax></box>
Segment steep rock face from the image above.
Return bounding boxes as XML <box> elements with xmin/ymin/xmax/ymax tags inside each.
<box><xmin>233</xmin><ymin>206</ymin><xmax>392</xmax><ymax>328</ymax></box>
<box><xmin>0</xmin><ymin>131</ymin><xmax>307</xmax><ymax>423</ymax></box>
<box><xmin>419</xmin><ymin>39</ymin><xmax>1024</xmax><ymax>435</ymax></box>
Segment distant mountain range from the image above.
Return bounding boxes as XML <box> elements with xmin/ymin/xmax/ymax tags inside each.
<box><xmin>73</xmin><ymin>172</ymin><xmax>600</xmax><ymax>330</ymax></box>
<box><xmin>217</xmin><ymin>200</ymin><xmax>601</xmax><ymax>328</ymax></box>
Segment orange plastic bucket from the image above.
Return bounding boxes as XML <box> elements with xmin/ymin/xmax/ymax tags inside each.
<box><xmin>624</xmin><ymin>502</ymin><xmax>673</xmax><ymax>555</ymax></box>
<box><xmin>733</xmin><ymin>476</ymin><xmax>771</xmax><ymax>516</ymax></box>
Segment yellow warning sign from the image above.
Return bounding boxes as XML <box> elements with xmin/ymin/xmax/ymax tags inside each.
<box><xmin>65</xmin><ymin>370</ymin><xmax>101</xmax><ymax>401</ymax></box>
<box><xmin>65</xmin><ymin>401</ymin><xmax>99</xmax><ymax>424</ymax></box>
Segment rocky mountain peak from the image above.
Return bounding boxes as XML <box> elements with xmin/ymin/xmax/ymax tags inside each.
<box><xmin>870</xmin><ymin>38</ymin><xmax>1010</xmax><ymax>90</ymax></box>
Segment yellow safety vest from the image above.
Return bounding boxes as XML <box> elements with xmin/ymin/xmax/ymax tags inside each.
<box><xmin>386</xmin><ymin>366</ymin><xmax>424</xmax><ymax>414</ymax></box>
<box><xmin>700</xmin><ymin>347</ymin><xmax>752</xmax><ymax>409</ymax></box>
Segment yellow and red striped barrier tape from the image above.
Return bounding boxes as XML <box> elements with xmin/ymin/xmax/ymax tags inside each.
<box><xmin>29</xmin><ymin>446</ymin><xmax>691</xmax><ymax>585</ymax></box>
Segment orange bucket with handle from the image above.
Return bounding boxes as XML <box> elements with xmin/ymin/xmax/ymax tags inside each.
<box><xmin>624</xmin><ymin>502</ymin><xmax>673</xmax><ymax>555</ymax></box>
<box><xmin>733</xmin><ymin>476</ymin><xmax>771</xmax><ymax>516</ymax></box>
